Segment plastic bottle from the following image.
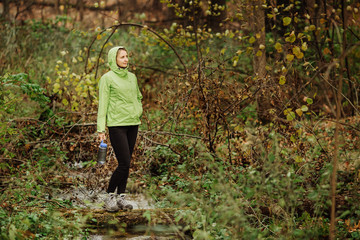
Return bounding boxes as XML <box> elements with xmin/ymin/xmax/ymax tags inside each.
<box><xmin>97</xmin><ymin>141</ymin><xmax>107</xmax><ymax>165</ymax></box>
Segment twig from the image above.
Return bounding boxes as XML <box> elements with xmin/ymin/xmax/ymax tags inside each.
<box><xmin>142</xmin><ymin>135</ymin><xmax>181</xmax><ymax>156</ymax></box>
<box><xmin>61</xmin><ymin>116</ymin><xmax>85</xmax><ymax>141</ymax></box>
<box><xmin>65</xmin><ymin>123</ymin><xmax>97</xmax><ymax>128</ymax></box>
<box><xmin>323</xmin><ymin>118</ymin><xmax>360</xmax><ymax>132</ymax></box>
<box><xmin>31</xmin><ymin>1</ymin><xmax>123</xmax><ymax>12</ymax></box>
<box><xmin>86</xmin><ymin>23</ymin><xmax>187</xmax><ymax>79</ymax></box>
<box><xmin>140</xmin><ymin>130</ymin><xmax>202</xmax><ymax>139</ymax></box>
<box><xmin>0</xmin><ymin>158</ymin><xmax>26</xmax><ymax>163</ymax></box>
<box><xmin>28</xmin><ymin>195</ymin><xmax>67</xmax><ymax>208</ymax></box>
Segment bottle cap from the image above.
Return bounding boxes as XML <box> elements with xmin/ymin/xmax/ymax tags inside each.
<box><xmin>100</xmin><ymin>141</ymin><xmax>107</xmax><ymax>148</ymax></box>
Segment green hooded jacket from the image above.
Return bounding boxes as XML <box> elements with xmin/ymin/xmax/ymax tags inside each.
<box><xmin>97</xmin><ymin>46</ymin><xmax>143</xmax><ymax>132</ymax></box>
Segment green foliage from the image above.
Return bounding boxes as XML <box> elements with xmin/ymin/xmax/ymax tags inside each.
<box><xmin>0</xmin><ymin>73</ymin><xmax>50</xmax><ymax>151</ymax></box>
<box><xmin>1</xmin><ymin>73</ymin><xmax>49</xmax><ymax>107</ymax></box>
<box><xmin>0</xmin><ymin>150</ymin><xmax>87</xmax><ymax>239</ymax></box>
<box><xmin>144</xmin><ymin>124</ymin><xmax>359</xmax><ymax>239</ymax></box>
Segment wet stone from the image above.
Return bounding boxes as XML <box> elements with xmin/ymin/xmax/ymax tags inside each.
<box><xmin>54</xmin><ymin>187</ymin><xmax>155</xmax><ymax>210</ymax></box>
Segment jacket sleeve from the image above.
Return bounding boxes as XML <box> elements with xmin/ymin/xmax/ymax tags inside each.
<box><xmin>97</xmin><ymin>76</ymin><xmax>110</xmax><ymax>132</ymax></box>
<box><xmin>136</xmin><ymin>76</ymin><xmax>143</xmax><ymax>102</ymax></box>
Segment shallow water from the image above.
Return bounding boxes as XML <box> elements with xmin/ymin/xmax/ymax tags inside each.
<box><xmin>89</xmin><ymin>224</ymin><xmax>184</xmax><ymax>239</ymax></box>
<box><xmin>55</xmin><ymin>187</ymin><xmax>154</xmax><ymax>210</ymax></box>
<box><xmin>55</xmin><ymin>188</ymin><xmax>186</xmax><ymax>239</ymax></box>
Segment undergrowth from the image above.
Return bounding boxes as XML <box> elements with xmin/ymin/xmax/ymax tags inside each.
<box><xmin>141</xmin><ymin>118</ymin><xmax>360</xmax><ymax>239</ymax></box>
<box><xmin>1</xmin><ymin>17</ymin><xmax>360</xmax><ymax>240</ymax></box>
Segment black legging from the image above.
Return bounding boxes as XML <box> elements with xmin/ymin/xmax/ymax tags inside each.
<box><xmin>107</xmin><ymin>125</ymin><xmax>138</xmax><ymax>194</ymax></box>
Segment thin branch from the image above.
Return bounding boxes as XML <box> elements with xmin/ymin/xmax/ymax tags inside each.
<box><xmin>348</xmin><ymin>27</ymin><xmax>360</xmax><ymax>41</ymax></box>
<box><xmin>142</xmin><ymin>135</ymin><xmax>181</xmax><ymax>156</ymax></box>
<box><xmin>28</xmin><ymin>195</ymin><xmax>67</xmax><ymax>208</ymax></box>
<box><xmin>140</xmin><ymin>130</ymin><xmax>202</xmax><ymax>139</ymax></box>
<box><xmin>86</xmin><ymin>23</ymin><xmax>187</xmax><ymax>79</ymax></box>
<box><xmin>31</xmin><ymin>1</ymin><xmax>123</xmax><ymax>11</ymax></box>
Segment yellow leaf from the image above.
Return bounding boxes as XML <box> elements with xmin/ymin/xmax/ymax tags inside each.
<box><xmin>283</xmin><ymin>17</ymin><xmax>292</xmax><ymax>26</ymax></box>
<box><xmin>279</xmin><ymin>75</ymin><xmax>286</xmax><ymax>85</ymax></box>
<box><xmin>309</xmin><ymin>25</ymin><xmax>316</xmax><ymax>31</ymax></box>
<box><xmin>97</xmin><ymin>34</ymin><xmax>102</xmax><ymax>40</ymax></box>
<box><xmin>284</xmin><ymin>108</ymin><xmax>292</xmax><ymax>115</ymax></box>
<box><xmin>246</xmin><ymin>47</ymin><xmax>253</xmax><ymax>54</ymax></box>
<box><xmin>62</xmin><ymin>99</ymin><xmax>69</xmax><ymax>106</ymax></box>
<box><xmin>286</xmin><ymin>111</ymin><xmax>296</xmax><ymax>121</ymax></box>
<box><xmin>293</xmin><ymin>47</ymin><xmax>304</xmax><ymax>59</ymax></box>
<box><xmin>275</xmin><ymin>42</ymin><xmax>283</xmax><ymax>53</ymax></box>
<box><xmin>249</xmin><ymin>36</ymin><xmax>256</xmax><ymax>44</ymax></box>
<box><xmin>285</xmin><ymin>32</ymin><xmax>296</xmax><ymax>43</ymax></box>
<box><xmin>292</xmin><ymin>46</ymin><xmax>301</xmax><ymax>55</ymax></box>
<box><xmin>296</xmin><ymin>51</ymin><xmax>304</xmax><ymax>59</ymax></box>
<box><xmin>286</xmin><ymin>54</ymin><xmax>294</xmax><ymax>61</ymax></box>
<box><xmin>296</xmin><ymin>108</ymin><xmax>303</xmax><ymax>116</ymax></box>
<box><xmin>256</xmin><ymin>50</ymin><xmax>262</xmax><ymax>56</ymax></box>
<box><xmin>53</xmin><ymin>82</ymin><xmax>60</xmax><ymax>89</ymax></box>
<box><xmin>301</xmin><ymin>42</ymin><xmax>308</xmax><ymax>51</ymax></box>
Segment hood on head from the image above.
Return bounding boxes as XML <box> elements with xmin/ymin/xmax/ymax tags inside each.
<box><xmin>108</xmin><ymin>46</ymin><xmax>128</xmax><ymax>76</ymax></box>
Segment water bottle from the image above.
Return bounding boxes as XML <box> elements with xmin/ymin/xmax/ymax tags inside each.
<box><xmin>97</xmin><ymin>141</ymin><xmax>107</xmax><ymax>165</ymax></box>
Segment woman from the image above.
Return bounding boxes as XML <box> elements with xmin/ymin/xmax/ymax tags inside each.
<box><xmin>97</xmin><ymin>46</ymin><xmax>143</xmax><ymax>212</ymax></box>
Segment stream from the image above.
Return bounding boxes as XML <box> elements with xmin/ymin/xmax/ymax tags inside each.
<box><xmin>55</xmin><ymin>187</ymin><xmax>187</xmax><ymax>239</ymax></box>
<box><xmin>89</xmin><ymin>224</ymin><xmax>183</xmax><ymax>239</ymax></box>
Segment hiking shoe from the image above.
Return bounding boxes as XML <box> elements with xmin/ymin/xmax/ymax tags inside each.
<box><xmin>104</xmin><ymin>193</ymin><xmax>119</xmax><ymax>212</ymax></box>
<box><xmin>117</xmin><ymin>194</ymin><xmax>133</xmax><ymax>210</ymax></box>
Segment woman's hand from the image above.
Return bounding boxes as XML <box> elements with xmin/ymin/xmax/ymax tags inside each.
<box><xmin>98</xmin><ymin>132</ymin><xmax>106</xmax><ymax>142</ymax></box>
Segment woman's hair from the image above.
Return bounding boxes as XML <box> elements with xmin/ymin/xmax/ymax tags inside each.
<box><xmin>117</xmin><ymin>48</ymin><xmax>127</xmax><ymax>55</ymax></box>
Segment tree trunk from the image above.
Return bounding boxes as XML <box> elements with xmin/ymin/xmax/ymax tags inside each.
<box><xmin>117</xmin><ymin>0</ymin><xmax>121</xmax><ymax>22</ymax></box>
<box><xmin>77</xmin><ymin>0</ymin><xmax>84</xmax><ymax>21</ymax></box>
<box><xmin>252</xmin><ymin>1</ymin><xmax>270</xmax><ymax>123</ymax></box>
<box><xmin>101</xmin><ymin>0</ymin><xmax>107</xmax><ymax>27</ymax></box>
<box><xmin>55</xmin><ymin>0</ymin><xmax>60</xmax><ymax>14</ymax></box>
<box><xmin>2</xmin><ymin>0</ymin><xmax>10</xmax><ymax>20</ymax></box>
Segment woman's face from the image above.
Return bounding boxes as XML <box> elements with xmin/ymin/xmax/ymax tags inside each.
<box><xmin>116</xmin><ymin>49</ymin><xmax>128</xmax><ymax>68</ymax></box>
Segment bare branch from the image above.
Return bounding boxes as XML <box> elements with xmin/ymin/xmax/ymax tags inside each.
<box><xmin>85</xmin><ymin>23</ymin><xmax>187</xmax><ymax>79</ymax></box>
